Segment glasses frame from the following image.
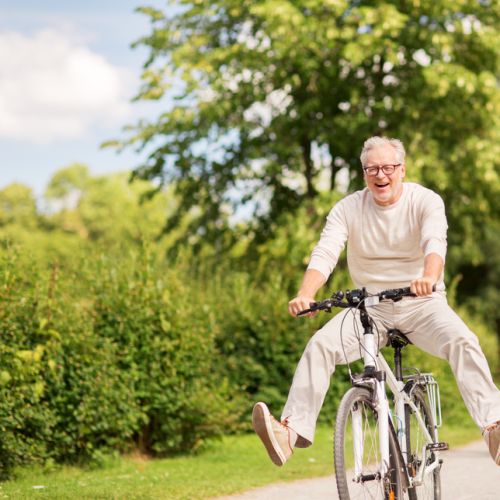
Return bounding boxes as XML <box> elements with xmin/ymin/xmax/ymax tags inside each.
<box><xmin>362</xmin><ymin>163</ymin><xmax>402</xmax><ymax>177</ymax></box>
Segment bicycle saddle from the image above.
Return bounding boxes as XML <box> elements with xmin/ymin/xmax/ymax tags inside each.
<box><xmin>387</xmin><ymin>328</ymin><xmax>412</xmax><ymax>348</ymax></box>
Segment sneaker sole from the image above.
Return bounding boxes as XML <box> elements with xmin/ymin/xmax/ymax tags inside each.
<box><xmin>483</xmin><ymin>430</ymin><xmax>500</xmax><ymax>465</ymax></box>
<box><xmin>252</xmin><ymin>402</ymin><xmax>286</xmax><ymax>466</ymax></box>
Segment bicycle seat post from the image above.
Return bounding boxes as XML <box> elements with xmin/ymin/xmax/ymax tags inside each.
<box><xmin>387</xmin><ymin>329</ymin><xmax>410</xmax><ymax>382</ymax></box>
<box><xmin>394</xmin><ymin>344</ymin><xmax>403</xmax><ymax>382</ymax></box>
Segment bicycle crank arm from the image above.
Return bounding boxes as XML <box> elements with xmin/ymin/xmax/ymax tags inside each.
<box><xmin>354</xmin><ymin>473</ymin><xmax>381</xmax><ymax>483</ymax></box>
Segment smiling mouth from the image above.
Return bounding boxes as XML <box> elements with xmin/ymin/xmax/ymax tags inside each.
<box><xmin>375</xmin><ymin>182</ymin><xmax>390</xmax><ymax>188</ymax></box>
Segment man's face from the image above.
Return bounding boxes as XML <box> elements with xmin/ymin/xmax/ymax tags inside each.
<box><xmin>363</xmin><ymin>145</ymin><xmax>406</xmax><ymax>206</ymax></box>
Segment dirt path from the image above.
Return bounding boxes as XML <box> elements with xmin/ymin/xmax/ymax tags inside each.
<box><xmin>216</xmin><ymin>440</ymin><xmax>500</xmax><ymax>499</ymax></box>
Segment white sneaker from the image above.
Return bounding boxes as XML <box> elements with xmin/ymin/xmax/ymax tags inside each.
<box><xmin>252</xmin><ymin>402</ymin><xmax>294</xmax><ymax>466</ymax></box>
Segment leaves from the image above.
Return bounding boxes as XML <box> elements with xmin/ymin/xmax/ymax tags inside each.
<box><xmin>111</xmin><ymin>0</ymin><xmax>498</xmax><ymax>262</ymax></box>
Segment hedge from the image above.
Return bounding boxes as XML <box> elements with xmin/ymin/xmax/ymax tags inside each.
<box><xmin>0</xmin><ymin>244</ymin><xmax>237</xmax><ymax>477</ymax></box>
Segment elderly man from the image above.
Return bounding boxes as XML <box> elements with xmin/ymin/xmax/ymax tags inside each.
<box><xmin>252</xmin><ymin>136</ymin><xmax>500</xmax><ymax>466</ymax></box>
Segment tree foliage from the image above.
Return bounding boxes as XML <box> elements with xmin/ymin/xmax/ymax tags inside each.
<box><xmin>44</xmin><ymin>164</ymin><xmax>173</xmax><ymax>245</ymax></box>
<box><xmin>0</xmin><ymin>165</ymin><xmax>182</xmax><ymax>270</ymax></box>
<box><xmin>116</xmin><ymin>0</ymin><xmax>498</xmax><ymax>255</ymax></box>
<box><xmin>0</xmin><ymin>184</ymin><xmax>38</xmax><ymax>228</ymax></box>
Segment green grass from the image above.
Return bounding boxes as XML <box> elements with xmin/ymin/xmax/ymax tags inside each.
<box><xmin>0</xmin><ymin>422</ymin><xmax>480</xmax><ymax>500</ymax></box>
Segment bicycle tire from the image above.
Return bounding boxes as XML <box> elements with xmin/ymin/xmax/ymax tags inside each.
<box><xmin>334</xmin><ymin>386</ymin><xmax>404</xmax><ymax>499</ymax></box>
<box><xmin>406</xmin><ymin>387</ymin><xmax>441</xmax><ymax>500</ymax></box>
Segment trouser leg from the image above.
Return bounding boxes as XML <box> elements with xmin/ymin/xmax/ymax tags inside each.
<box><xmin>398</xmin><ymin>293</ymin><xmax>500</xmax><ymax>430</ymax></box>
<box><xmin>281</xmin><ymin>307</ymin><xmax>389</xmax><ymax>447</ymax></box>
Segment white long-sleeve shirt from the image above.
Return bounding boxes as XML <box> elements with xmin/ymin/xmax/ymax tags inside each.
<box><xmin>307</xmin><ymin>182</ymin><xmax>448</xmax><ymax>293</ymax></box>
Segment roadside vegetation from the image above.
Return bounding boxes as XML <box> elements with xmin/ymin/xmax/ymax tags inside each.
<box><xmin>0</xmin><ymin>165</ymin><xmax>497</xmax><ymax>484</ymax></box>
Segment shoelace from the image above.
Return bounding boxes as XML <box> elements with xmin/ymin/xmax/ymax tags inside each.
<box><xmin>483</xmin><ymin>421</ymin><xmax>500</xmax><ymax>436</ymax></box>
<box><xmin>271</xmin><ymin>415</ymin><xmax>294</xmax><ymax>453</ymax></box>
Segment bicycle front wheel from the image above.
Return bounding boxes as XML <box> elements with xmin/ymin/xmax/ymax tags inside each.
<box><xmin>334</xmin><ymin>386</ymin><xmax>404</xmax><ymax>500</ymax></box>
<box><xmin>406</xmin><ymin>387</ymin><xmax>441</xmax><ymax>500</ymax></box>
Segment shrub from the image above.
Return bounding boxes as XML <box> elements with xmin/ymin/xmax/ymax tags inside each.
<box><xmin>0</xmin><ymin>244</ymin><xmax>240</xmax><ymax>477</ymax></box>
<box><xmin>0</xmin><ymin>247</ymin><xmax>57</xmax><ymax>478</ymax></box>
<box><xmin>88</xmin><ymin>247</ymin><xmax>239</xmax><ymax>455</ymax></box>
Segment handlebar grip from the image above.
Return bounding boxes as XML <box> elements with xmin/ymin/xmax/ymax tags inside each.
<box><xmin>384</xmin><ymin>284</ymin><xmax>436</xmax><ymax>298</ymax></box>
<box><xmin>402</xmin><ymin>284</ymin><xmax>437</xmax><ymax>294</ymax></box>
<box><xmin>297</xmin><ymin>303</ymin><xmax>318</xmax><ymax>316</ymax></box>
<box><xmin>297</xmin><ymin>308</ymin><xmax>311</xmax><ymax>316</ymax></box>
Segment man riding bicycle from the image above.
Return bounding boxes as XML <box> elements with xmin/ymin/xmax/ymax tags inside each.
<box><xmin>252</xmin><ymin>136</ymin><xmax>500</xmax><ymax>467</ymax></box>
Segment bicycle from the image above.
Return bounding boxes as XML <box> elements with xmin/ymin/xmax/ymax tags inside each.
<box><xmin>299</xmin><ymin>286</ymin><xmax>448</xmax><ymax>499</ymax></box>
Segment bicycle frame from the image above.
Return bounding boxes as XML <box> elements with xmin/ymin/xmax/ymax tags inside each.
<box><xmin>352</xmin><ymin>331</ymin><xmax>442</xmax><ymax>488</ymax></box>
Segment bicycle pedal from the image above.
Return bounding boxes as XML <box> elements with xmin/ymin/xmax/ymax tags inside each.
<box><xmin>426</xmin><ymin>442</ymin><xmax>449</xmax><ymax>451</ymax></box>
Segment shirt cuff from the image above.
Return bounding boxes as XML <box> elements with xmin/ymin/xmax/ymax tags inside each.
<box><xmin>423</xmin><ymin>240</ymin><xmax>447</xmax><ymax>263</ymax></box>
<box><xmin>306</xmin><ymin>260</ymin><xmax>332</xmax><ymax>281</ymax></box>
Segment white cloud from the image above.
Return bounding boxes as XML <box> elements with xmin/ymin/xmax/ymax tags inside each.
<box><xmin>0</xmin><ymin>29</ymin><xmax>133</xmax><ymax>144</ymax></box>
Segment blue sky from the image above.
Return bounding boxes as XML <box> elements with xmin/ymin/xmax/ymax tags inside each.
<box><xmin>0</xmin><ymin>0</ymin><xmax>166</xmax><ymax>196</ymax></box>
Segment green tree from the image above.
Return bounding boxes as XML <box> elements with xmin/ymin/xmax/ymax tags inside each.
<box><xmin>0</xmin><ymin>166</ymin><xmax>179</xmax><ymax>267</ymax></box>
<box><xmin>113</xmin><ymin>0</ymin><xmax>498</xmax><ymax>255</ymax></box>
<box><xmin>44</xmin><ymin>164</ymin><xmax>176</xmax><ymax>248</ymax></box>
<box><xmin>0</xmin><ymin>184</ymin><xmax>52</xmax><ymax>260</ymax></box>
<box><xmin>44</xmin><ymin>163</ymin><xmax>91</xmax><ymax>200</ymax></box>
<box><xmin>0</xmin><ymin>183</ymin><xmax>38</xmax><ymax>228</ymax></box>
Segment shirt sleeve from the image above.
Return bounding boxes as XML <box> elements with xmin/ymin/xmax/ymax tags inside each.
<box><xmin>307</xmin><ymin>200</ymin><xmax>349</xmax><ymax>280</ymax></box>
<box><xmin>419</xmin><ymin>191</ymin><xmax>448</xmax><ymax>263</ymax></box>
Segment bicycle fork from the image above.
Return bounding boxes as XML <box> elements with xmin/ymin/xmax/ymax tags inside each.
<box><xmin>352</xmin><ymin>323</ymin><xmax>392</xmax><ymax>480</ymax></box>
<box><xmin>351</xmin><ymin>380</ymin><xmax>391</xmax><ymax>482</ymax></box>
<box><xmin>376</xmin><ymin>379</ymin><xmax>391</xmax><ymax>476</ymax></box>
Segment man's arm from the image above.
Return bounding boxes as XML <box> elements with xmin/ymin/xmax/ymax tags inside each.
<box><xmin>288</xmin><ymin>269</ymin><xmax>327</xmax><ymax>317</ymax></box>
<box><xmin>413</xmin><ymin>190</ymin><xmax>448</xmax><ymax>297</ymax></box>
<box><xmin>410</xmin><ymin>252</ymin><xmax>443</xmax><ymax>296</ymax></box>
<box><xmin>290</xmin><ymin>200</ymin><xmax>350</xmax><ymax>317</ymax></box>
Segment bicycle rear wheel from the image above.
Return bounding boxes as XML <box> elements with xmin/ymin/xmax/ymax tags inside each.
<box><xmin>406</xmin><ymin>387</ymin><xmax>441</xmax><ymax>500</ymax></box>
<box><xmin>335</xmin><ymin>386</ymin><xmax>404</xmax><ymax>500</ymax></box>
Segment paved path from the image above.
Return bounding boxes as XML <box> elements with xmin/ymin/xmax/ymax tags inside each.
<box><xmin>216</xmin><ymin>440</ymin><xmax>499</xmax><ymax>499</ymax></box>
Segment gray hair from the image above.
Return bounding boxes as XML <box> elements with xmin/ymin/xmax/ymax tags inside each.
<box><xmin>360</xmin><ymin>136</ymin><xmax>406</xmax><ymax>166</ymax></box>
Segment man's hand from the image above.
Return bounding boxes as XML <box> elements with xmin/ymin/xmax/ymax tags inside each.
<box><xmin>411</xmin><ymin>253</ymin><xmax>443</xmax><ymax>296</ymax></box>
<box><xmin>288</xmin><ymin>295</ymin><xmax>317</xmax><ymax>318</ymax></box>
<box><xmin>289</xmin><ymin>269</ymin><xmax>327</xmax><ymax>317</ymax></box>
<box><xmin>410</xmin><ymin>276</ymin><xmax>435</xmax><ymax>296</ymax></box>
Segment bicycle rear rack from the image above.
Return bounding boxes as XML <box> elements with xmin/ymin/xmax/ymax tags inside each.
<box><xmin>403</xmin><ymin>371</ymin><xmax>443</xmax><ymax>429</ymax></box>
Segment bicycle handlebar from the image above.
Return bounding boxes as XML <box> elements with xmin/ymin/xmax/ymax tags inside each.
<box><xmin>297</xmin><ymin>286</ymin><xmax>432</xmax><ymax>316</ymax></box>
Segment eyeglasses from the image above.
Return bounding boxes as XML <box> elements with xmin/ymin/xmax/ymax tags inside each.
<box><xmin>363</xmin><ymin>164</ymin><xmax>401</xmax><ymax>177</ymax></box>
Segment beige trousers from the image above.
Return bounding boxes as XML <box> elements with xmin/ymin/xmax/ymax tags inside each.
<box><xmin>282</xmin><ymin>292</ymin><xmax>500</xmax><ymax>447</ymax></box>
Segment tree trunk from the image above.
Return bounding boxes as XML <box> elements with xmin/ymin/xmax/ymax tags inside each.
<box><xmin>301</xmin><ymin>137</ymin><xmax>316</xmax><ymax>198</ymax></box>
